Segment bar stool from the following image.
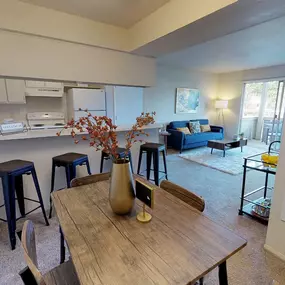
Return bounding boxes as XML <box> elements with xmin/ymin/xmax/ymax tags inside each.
<box><xmin>0</xmin><ymin>160</ymin><xmax>49</xmax><ymax>250</ymax></box>
<box><xmin>48</xmin><ymin>152</ymin><xmax>91</xmax><ymax>264</ymax></box>
<box><xmin>137</xmin><ymin>143</ymin><xmax>168</xmax><ymax>186</ymax></box>
<box><xmin>100</xmin><ymin>148</ymin><xmax>134</xmax><ymax>173</ymax></box>
<box><xmin>49</xmin><ymin>152</ymin><xmax>91</xmax><ymax>218</ymax></box>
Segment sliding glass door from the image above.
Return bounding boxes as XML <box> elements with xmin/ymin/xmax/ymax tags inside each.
<box><xmin>267</xmin><ymin>81</ymin><xmax>285</xmax><ymax>144</ymax></box>
<box><xmin>240</xmin><ymin>80</ymin><xmax>285</xmax><ymax>144</ymax></box>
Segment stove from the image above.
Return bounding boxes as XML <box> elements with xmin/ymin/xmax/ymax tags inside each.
<box><xmin>27</xmin><ymin>112</ymin><xmax>66</xmax><ymax>130</ymax></box>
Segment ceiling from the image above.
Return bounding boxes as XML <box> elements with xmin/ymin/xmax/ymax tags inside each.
<box><xmin>134</xmin><ymin>0</ymin><xmax>285</xmax><ymax>57</ymax></box>
<box><xmin>20</xmin><ymin>0</ymin><xmax>170</xmax><ymax>28</ymax></box>
<box><xmin>158</xmin><ymin>16</ymin><xmax>285</xmax><ymax>73</ymax></box>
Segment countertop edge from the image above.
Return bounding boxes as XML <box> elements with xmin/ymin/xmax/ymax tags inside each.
<box><xmin>0</xmin><ymin>124</ymin><xmax>163</xmax><ymax>141</ymax></box>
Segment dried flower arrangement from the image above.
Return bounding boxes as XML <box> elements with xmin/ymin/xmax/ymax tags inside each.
<box><xmin>57</xmin><ymin>110</ymin><xmax>156</xmax><ymax>162</ymax></box>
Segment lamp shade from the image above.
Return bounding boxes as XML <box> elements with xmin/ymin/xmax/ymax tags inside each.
<box><xmin>215</xmin><ymin>100</ymin><xmax>228</xmax><ymax>109</ymax></box>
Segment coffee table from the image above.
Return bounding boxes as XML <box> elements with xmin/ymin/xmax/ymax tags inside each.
<box><xmin>207</xmin><ymin>139</ymin><xmax>248</xmax><ymax>157</ymax></box>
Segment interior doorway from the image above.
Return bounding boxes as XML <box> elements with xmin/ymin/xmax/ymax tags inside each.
<box><xmin>240</xmin><ymin>80</ymin><xmax>285</xmax><ymax>145</ymax></box>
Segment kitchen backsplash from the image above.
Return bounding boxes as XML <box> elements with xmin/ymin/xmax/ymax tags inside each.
<box><xmin>0</xmin><ymin>95</ymin><xmax>66</xmax><ymax>123</ymax></box>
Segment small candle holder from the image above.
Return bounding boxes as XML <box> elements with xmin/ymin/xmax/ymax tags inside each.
<box><xmin>137</xmin><ymin>204</ymin><xmax>152</xmax><ymax>223</ymax></box>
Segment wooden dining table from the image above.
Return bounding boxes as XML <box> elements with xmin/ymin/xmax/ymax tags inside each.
<box><xmin>52</xmin><ymin>176</ymin><xmax>247</xmax><ymax>285</ymax></box>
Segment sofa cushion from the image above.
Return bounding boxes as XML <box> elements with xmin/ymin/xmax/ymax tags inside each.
<box><xmin>184</xmin><ymin>132</ymin><xmax>223</xmax><ymax>144</ymax></box>
<box><xmin>176</xmin><ymin>127</ymin><xmax>191</xmax><ymax>134</ymax></box>
<box><xmin>189</xmin><ymin>121</ymin><xmax>201</xmax><ymax>134</ymax></box>
<box><xmin>201</xmin><ymin>124</ymin><xmax>211</xmax><ymax>132</ymax></box>
<box><xmin>168</xmin><ymin>119</ymin><xmax>209</xmax><ymax>130</ymax></box>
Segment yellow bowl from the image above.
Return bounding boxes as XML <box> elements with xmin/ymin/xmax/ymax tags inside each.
<box><xmin>261</xmin><ymin>154</ymin><xmax>278</xmax><ymax>167</ymax></box>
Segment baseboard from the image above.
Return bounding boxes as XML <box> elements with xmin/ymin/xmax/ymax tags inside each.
<box><xmin>264</xmin><ymin>244</ymin><xmax>285</xmax><ymax>262</ymax></box>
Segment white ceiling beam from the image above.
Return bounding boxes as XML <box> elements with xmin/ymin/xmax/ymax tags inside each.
<box><xmin>128</xmin><ymin>0</ymin><xmax>237</xmax><ymax>51</ymax></box>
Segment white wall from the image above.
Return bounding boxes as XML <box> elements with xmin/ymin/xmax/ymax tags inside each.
<box><xmin>0</xmin><ymin>30</ymin><xmax>156</xmax><ymax>87</ymax></box>
<box><xmin>143</xmin><ymin>64</ymin><xmax>218</xmax><ymax>124</ymax></box>
<box><xmin>217</xmin><ymin>64</ymin><xmax>285</xmax><ymax>139</ymax></box>
<box><xmin>265</xmin><ymin>122</ymin><xmax>285</xmax><ymax>260</ymax></box>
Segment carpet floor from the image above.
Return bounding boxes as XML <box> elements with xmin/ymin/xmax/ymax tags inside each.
<box><xmin>1</xmin><ymin>144</ymin><xmax>285</xmax><ymax>285</ymax></box>
<box><xmin>179</xmin><ymin>145</ymin><xmax>267</xmax><ymax>175</ymax></box>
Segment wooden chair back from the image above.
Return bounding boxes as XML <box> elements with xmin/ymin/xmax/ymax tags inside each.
<box><xmin>160</xmin><ymin>180</ymin><xmax>205</xmax><ymax>212</ymax></box>
<box><xmin>71</xmin><ymin>172</ymin><xmax>110</xmax><ymax>188</ymax></box>
<box><xmin>21</xmin><ymin>220</ymin><xmax>46</xmax><ymax>285</ymax></box>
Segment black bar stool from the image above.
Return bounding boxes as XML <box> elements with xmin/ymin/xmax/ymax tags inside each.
<box><xmin>48</xmin><ymin>152</ymin><xmax>91</xmax><ymax>264</ymax></box>
<box><xmin>137</xmin><ymin>143</ymin><xmax>168</xmax><ymax>186</ymax></box>
<box><xmin>49</xmin><ymin>152</ymin><xmax>91</xmax><ymax>218</ymax></box>
<box><xmin>100</xmin><ymin>148</ymin><xmax>134</xmax><ymax>173</ymax></box>
<box><xmin>0</xmin><ymin>160</ymin><xmax>49</xmax><ymax>250</ymax></box>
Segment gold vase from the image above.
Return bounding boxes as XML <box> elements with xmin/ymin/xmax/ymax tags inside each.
<box><xmin>109</xmin><ymin>160</ymin><xmax>135</xmax><ymax>215</ymax></box>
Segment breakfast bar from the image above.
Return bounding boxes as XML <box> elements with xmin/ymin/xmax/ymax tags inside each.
<box><xmin>0</xmin><ymin>124</ymin><xmax>162</xmax><ymax>217</ymax></box>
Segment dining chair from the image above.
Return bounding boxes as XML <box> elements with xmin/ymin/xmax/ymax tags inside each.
<box><xmin>160</xmin><ymin>180</ymin><xmax>205</xmax><ymax>212</ymax></box>
<box><xmin>71</xmin><ymin>172</ymin><xmax>110</xmax><ymax>187</ymax></box>
<box><xmin>53</xmin><ymin>172</ymin><xmax>111</xmax><ymax>265</ymax></box>
<box><xmin>21</xmin><ymin>220</ymin><xmax>80</xmax><ymax>285</ymax></box>
<box><xmin>160</xmin><ymin>180</ymin><xmax>205</xmax><ymax>285</ymax></box>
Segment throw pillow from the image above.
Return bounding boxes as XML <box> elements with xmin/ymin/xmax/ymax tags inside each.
<box><xmin>200</xmin><ymin>124</ymin><xmax>211</xmax><ymax>132</ymax></box>
<box><xmin>176</xmin><ymin>127</ymin><xmax>191</xmax><ymax>135</ymax></box>
<box><xmin>189</xmin><ymin>121</ymin><xmax>201</xmax><ymax>134</ymax></box>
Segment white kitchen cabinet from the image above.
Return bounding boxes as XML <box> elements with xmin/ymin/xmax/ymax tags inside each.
<box><xmin>0</xmin><ymin>79</ymin><xmax>26</xmax><ymax>104</ymax></box>
<box><xmin>114</xmin><ymin>86</ymin><xmax>143</xmax><ymax>125</ymax></box>
<box><xmin>0</xmin><ymin>79</ymin><xmax>8</xmax><ymax>103</ymax></box>
<box><xmin>5</xmin><ymin>79</ymin><xmax>26</xmax><ymax>103</ymax></box>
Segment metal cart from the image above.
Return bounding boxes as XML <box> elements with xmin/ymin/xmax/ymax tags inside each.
<box><xmin>238</xmin><ymin>141</ymin><xmax>280</xmax><ymax>224</ymax></box>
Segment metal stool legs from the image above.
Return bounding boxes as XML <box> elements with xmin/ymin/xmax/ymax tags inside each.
<box><xmin>15</xmin><ymin>176</ymin><xmax>25</xmax><ymax>217</ymax></box>
<box><xmin>137</xmin><ymin>147</ymin><xmax>168</xmax><ymax>186</ymax></box>
<box><xmin>137</xmin><ymin>150</ymin><xmax>143</xmax><ymax>176</ymax></box>
<box><xmin>31</xmin><ymin>169</ymin><xmax>49</xmax><ymax>227</ymax></box>
<box><xmin>153</xmin><ymin>151</ymin><xmax>159</xmax><ymax>186</ymax></box>
<box><xmin>49</xmin><ymin>161</ymin><xmax>56</xmax><ymax>219</ymax></box>
<box><xmin>2</xmin><ymin>175</ymin><xmax>16</xmax><ymax>250</ymax></box>
<box><xmin>86</xmin><ymin>160</ymin><xmax>92</xmax><ymax>175</ymax></box>
<box><xmin>162</xmin><ymin>149</ymin><xmax>168</xmax><ymax>180</ymax></box>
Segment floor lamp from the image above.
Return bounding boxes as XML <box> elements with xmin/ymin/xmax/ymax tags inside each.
<box><xmin>215</xmin><ymin>100</ymin><xmax>228</xmax><ymax>136</ymax></box>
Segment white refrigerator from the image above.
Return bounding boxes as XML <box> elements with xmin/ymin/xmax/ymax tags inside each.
<box><xmin>67</xmin><ymin>88</ymin><xmax>106</xmax><ymax>120</ymax></box>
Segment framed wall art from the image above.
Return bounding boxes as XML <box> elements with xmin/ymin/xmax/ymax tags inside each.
<box><xmin>175</xmin><ymin>88</ymin><xmax>200</xmax><ymax>114</ymax></box>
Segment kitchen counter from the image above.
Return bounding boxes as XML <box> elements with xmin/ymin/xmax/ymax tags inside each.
<box><xmin>0</xmin><ymin>125</ymin><xmax>161</xmax><ymax>218</ymax></box>
<box><xmin>0</xmin><ymin>123</ymin><xmax>163</xmax><ymax>141</ymax></box>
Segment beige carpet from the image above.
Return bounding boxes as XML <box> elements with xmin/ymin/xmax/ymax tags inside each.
<box><xmin>1</xmin><ymin>148</ymin><xmax>285</xmax><ymax>284</ymax></box>
<box><xmin>179</xmin><ymin>145</ymin><xmax>268</xmax><ymax>175</ymax></box>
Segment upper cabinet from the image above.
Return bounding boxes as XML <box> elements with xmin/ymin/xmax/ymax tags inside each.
<box><xmin>5</xmin><ymin>79</ymin><xmax>26</xmax><ymax>103</ymax></box>
<box><xmin>0</xmin><ymin>79</ymin><xmax>26</xmax><ymax>104</ymax></box>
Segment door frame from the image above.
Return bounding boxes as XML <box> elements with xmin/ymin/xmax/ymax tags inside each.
<box><xmin>239</xmin><ymin>78</ymin><xmax>285</xmax><ymax>141</ymax></box>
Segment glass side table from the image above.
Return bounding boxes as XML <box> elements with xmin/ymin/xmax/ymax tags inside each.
<box><xmin>238</xmin><ymin>152</ymin><xmax>277</xmax><ymax>224</ymax></box>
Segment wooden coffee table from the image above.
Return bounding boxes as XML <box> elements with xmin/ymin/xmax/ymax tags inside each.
<box><xmin>207</xmin><ymin>139</ymin><xmax>248</xmax><ymax>157</ymax></box>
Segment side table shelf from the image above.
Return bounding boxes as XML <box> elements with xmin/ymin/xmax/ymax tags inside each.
<box><xmin>239</xmin><ymin>152</ymin><xmax>277</xmax><ymax>224</ymax></box>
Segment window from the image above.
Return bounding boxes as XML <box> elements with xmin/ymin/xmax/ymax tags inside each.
<box><xmin>264</xmin><ymin>81</ymin><xmax>281</xmax><ymax>118</ymax></box>
<box><xmin>242</xmin><ymin>83</ymin><xmax>263</xmax><ymax>118</ymax></box>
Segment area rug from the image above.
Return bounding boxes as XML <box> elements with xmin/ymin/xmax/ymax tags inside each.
<box><xmin>179</xmin><ymin>146</ymin><xmax>264</xmax><ymax>175</ymax></box>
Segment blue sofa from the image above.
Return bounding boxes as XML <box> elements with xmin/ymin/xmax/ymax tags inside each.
<box><xmin>167</xmin><ymin>119</ymin><xmax>224</xmax><ymax>153</ymax></box>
